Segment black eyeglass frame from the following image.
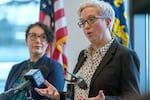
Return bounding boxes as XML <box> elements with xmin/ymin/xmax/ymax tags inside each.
<box><xmin>27</xmin><ymin>33</ymin><xmax>48</xmax><ymax>42</ymax></box>
<box><xmin>78</xmin><ymin>16</ymin><xmax>106</xmax><ymax>28</ymax></box>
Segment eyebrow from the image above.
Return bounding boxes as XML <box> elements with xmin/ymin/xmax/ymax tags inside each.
<box><xmin>79</xmin><ymin>15</ymin><xmax>97</xmax><ymax>20</ymax></box>
<box><xmin>28</xmin><ymin>33</ymin><xmax>45</xmax><ymax>35</ymax></box>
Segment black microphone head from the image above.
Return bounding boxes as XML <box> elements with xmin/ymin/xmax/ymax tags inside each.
<box><xmin>65</xmin><ymin>71</ymin><xmax>88</xmax><ymax>90</ymax></box>
<box><xmin>77</xmin><ymin>77</ymin><xmax>88</xmax><ymax>90</ymax></box>
<box><xmin>38</xmin><ymin>65</ymin><xmax>49</xmax><ymax>78</ymax></box>
<box><xmin>24</xmin><ymin>65</ymin><xmax>49</xmax><ymax>87</ymax></box>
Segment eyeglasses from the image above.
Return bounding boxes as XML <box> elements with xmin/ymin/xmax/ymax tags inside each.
<box><xmin>78</xmin><ymin>16</ymin><xmax>106</xmax><ymax>28</ymax></box>
<box><xmin>28</xmin><ymin>33</ymin><xmax>47</xmax><ymax>42</ymax></box>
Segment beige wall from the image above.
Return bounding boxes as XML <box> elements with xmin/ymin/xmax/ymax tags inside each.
<box><xmin>63</xmin><ymin>0</ymin><xmax>89</xmax><ymax>72</ymax></box>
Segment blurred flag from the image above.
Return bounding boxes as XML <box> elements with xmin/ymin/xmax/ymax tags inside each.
<box><xmin>104</xmin><ymin>0</ymin><xmax>130</xmax><ymax>48</ymax></box>
<box><xmin>39</xmin><ymin>0</ymin><xmax>68</xmax><ymax>77</ymax></box>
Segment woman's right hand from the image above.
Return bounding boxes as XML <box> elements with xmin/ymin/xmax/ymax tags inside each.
<box><xmin>35</xmin><ymin>80</ymin><xmax>60</xmax><ymax>100</ymax></box>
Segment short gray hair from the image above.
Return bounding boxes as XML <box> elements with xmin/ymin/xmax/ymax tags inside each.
<box><xmin>78</xmin><ymin>0</ymin><xmax>115</xmax><ymax>32</ymax></box>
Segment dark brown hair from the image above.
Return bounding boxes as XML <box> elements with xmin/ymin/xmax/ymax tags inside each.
<box><xmin>25</xmin><ymin>22</ymin><xmax>54</xmax><ymax>43</ymax></box>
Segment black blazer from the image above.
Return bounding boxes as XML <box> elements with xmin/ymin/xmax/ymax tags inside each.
<box><xmin>73</xmin><ymin>39</ymin><xmax>140</xmax><ymax>99</ymax></box>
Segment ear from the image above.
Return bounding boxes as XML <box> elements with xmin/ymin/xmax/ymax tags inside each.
<box><xmin>105</xmin><ymin>18</ymin><xmax>111</xmax><ymax>27</ymax></box>
<box><xmin>25</xmin><ymin>39</ymin><xmax>28</xmax><ymax>46</ymax></box>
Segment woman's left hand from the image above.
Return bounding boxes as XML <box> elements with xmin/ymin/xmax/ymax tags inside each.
<box><xmin>78</xmin><ymin>90</ymin><xmax>105</xmax><ymax>100</ymax></box>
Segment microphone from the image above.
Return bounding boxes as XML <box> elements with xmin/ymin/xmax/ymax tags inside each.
<box><xmin>65</xmin><ymin>71</ymin><xmax>88</xmax><ymax>100</ymax></box>
<box><xmin>15</xmin><ymin>65</ymin><xmax>49</xmax><ymax>92</ymax></box>
<box><xmin>0</xmin><ymin>65</ymin><xmax>49</xmax><ymax>100</ymax></box>
<box><xmin>65</xmin><ymin>71</ymin><xmax>88</xmax><ymax>90</ymax></box>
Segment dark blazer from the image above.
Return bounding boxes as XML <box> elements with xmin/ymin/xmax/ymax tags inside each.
<box><xmin>73</xmin><ymin>39</ymin><xmax>140</xmax><ymax>99</ymax></box>
<box><xmin>5</xmin><ymin>55</ymin><xmax>65</xmax><ymax>100</ymax></box>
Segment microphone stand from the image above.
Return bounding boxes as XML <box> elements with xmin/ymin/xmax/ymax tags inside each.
<box><xmin>65</xmin><ymin>83</ymin><xmax>74</xmax><ymax>100</ymax></box>
<box><xmin>25</xmin><ymin>86</ymin><xmax>34</xmax><ymax>100</ymax></box>
<box><xmin>65</xmin><ymin>71</ymin><xmax>88</xmax><ymax>100</ymax></box>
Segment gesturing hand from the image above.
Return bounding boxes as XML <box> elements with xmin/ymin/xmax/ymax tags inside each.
<box><xmin>78</xmin><ymin>90</ymin><xmax>105</xmax><ymax>100</ymax></box>
<box><xmin>35</xmin><ymin>80</ymin><xmax>60</xmax><ymax>100</ymax></box>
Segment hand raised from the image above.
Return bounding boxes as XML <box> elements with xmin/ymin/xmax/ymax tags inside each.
<box><xmin>78</xmin><ymin>90</ymin><xmax>105</xmax><ymax>100</ymax></box>
<box><xmin>35</xmin><ymin>80</ymin><xmax>60</xmax><ymax>100</ymax></box>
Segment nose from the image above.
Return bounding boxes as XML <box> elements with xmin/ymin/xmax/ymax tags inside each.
<box><xmin>35</xmin><ymin>36</ymin><xmax>42</xmax><ymax>42</ymax></box>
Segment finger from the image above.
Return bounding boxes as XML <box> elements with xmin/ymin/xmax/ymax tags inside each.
<box><xmin>78</xmin><ymin>96</ymin><xmax>86</xmax><ymax>100</ymax></box>
<box><xmin>98</xmin><ymin>90</ymin><xmax>105</xmax><ymax>100</ymax></box>
<box><xmin>99</xmin><ymin>90</ymin><xmax>103</xmax><ymax>93</ymax></box>
<box><xmin>54</xmin><ymin>91</ymin><xmax>60</xmax><ymax>100</ymax></box>
<box><xmin>44</xmin><ymin>80</ymin><xmax>57</xmax><ymax>91</ymax></box>
<box><xmin>34</xmin><ymin>88</ymin><xmax>47</xmax><ymax>96</ymax></box>
<box><xmin>47</xmin><ymin>89</ymin><xmax>55</xmax><ymax>98</ymax></box>
<box><xmin>44</xmin><ymin>80</ymin><xmax>52</xmax><ymax>87</ymax></box>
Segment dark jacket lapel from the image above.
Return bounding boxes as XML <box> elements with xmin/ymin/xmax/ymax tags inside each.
<box><xmin>90</xmin><ymin>39</ymin><xmax>118</xmax><ymax>88</ymax></box>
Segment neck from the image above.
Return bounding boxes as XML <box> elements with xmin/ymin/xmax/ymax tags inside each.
<box><xmin>30</xmin><ymin>53</ymin><xmax>43</xmax><ymax>62</ymax></box>
<box><xmin>92</xmin><ymin>38</ymin><xmax>112</xmax><ymax>50</ymax></box>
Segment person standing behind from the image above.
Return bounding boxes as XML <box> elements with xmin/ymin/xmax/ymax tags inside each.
<box><xmin>35</xmin><ymin>0</ymin><xmax>140</xmax><ymax>100</ymax></box>
<box><xmin>4</xmin><ymin>22</ymin><xmax>65</xmax><ymax>100</ymax></box>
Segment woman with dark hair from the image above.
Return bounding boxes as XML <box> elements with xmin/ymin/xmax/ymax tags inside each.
<box><xmin>4</xmin><ymin>22</ymin><xmax>65</xmax><ymax>100</ymax></box>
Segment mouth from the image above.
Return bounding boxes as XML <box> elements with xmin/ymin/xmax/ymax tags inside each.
<box><xmin>34</xmin><ymin>46</ymin><xmax>41</xmax><ymax>49</ymax></box>
<box><xmin>86</xmin><ymin>32</ymin><xmax>93</xmax><ymax>36</ymax></box>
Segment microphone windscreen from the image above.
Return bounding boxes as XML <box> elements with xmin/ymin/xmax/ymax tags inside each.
<box><xmin>38</xmin><ymin>65</ymin><xmax>49</xmax><ymax>78</ymax></box>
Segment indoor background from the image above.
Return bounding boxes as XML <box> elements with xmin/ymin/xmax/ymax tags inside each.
<box><xmin>0</xmin><ymin>0</ymin><xmax>149</xmax><ymax>95</ymax></box>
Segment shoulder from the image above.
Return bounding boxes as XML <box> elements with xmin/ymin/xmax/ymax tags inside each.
<box><xmin>5</xmin><ymin>60</ymin><xmax>28</xmax><ymax>90</ymax></box>
<box><xmin>10</xmin><ymin>60</ymin><xmax>28</xmax><ymax>72</ymax></box>
<box><xmin>111</xmin><ymin>39</ymin><xmax>140</xmax><ymax>64</ymax></box>
<box><xmin>41</xmin><ymin>55</ymin><xmax>63</xmax><ymax>72</ymax></box>
<box><xmin>112</xmin><ymin>39</ymin><xmax>137</xmax><ymax>55</ymax></box>
<box><xmin>44</xmin><ymin>55</ymin><xmax>61</xmax><ymax>66</ymax></box>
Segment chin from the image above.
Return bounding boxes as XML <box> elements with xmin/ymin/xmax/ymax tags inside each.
<box><xmin>33</xmin><ymin>51</ymin><xmax>42</xmax><ymax>55</ymax></box>
<box><xmin>89</xmin><ymin>39</ymin><xmax>96</xmax><ymax>43</ymax></box>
